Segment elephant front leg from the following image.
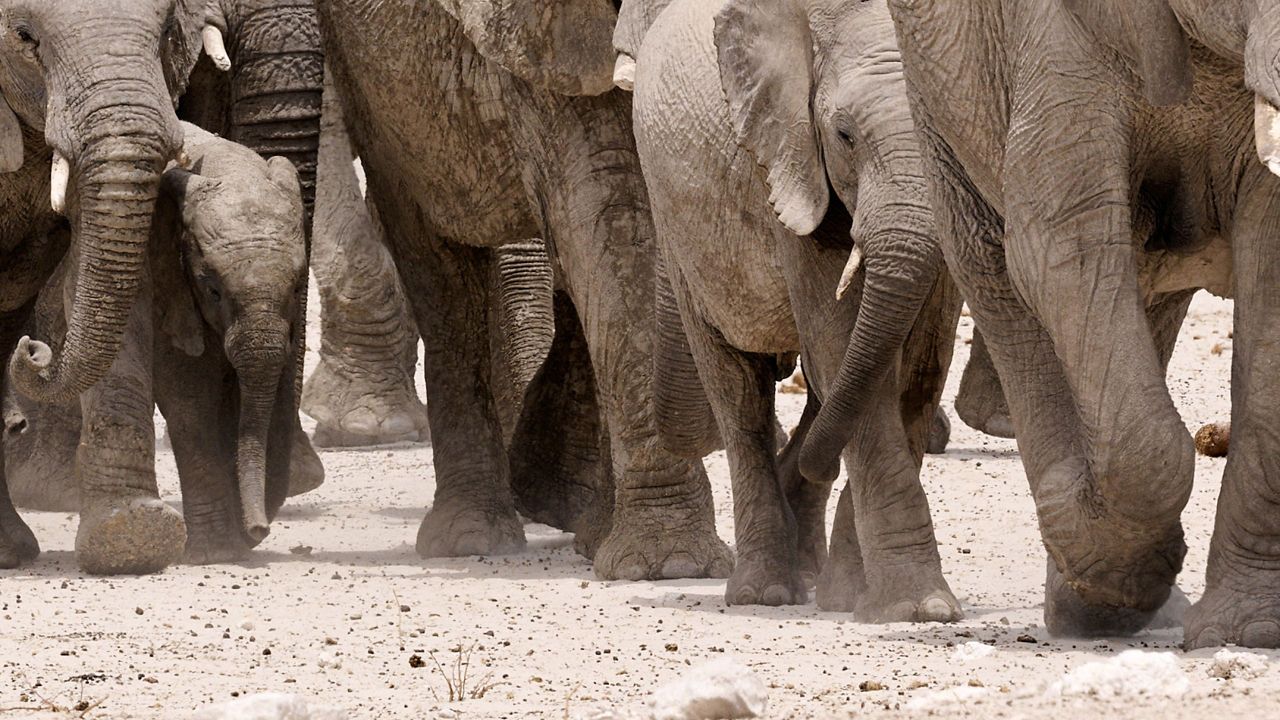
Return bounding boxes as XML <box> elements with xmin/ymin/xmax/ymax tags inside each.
<box><xmin>74</xmin><ymin>286</ymin><xmax>184</xmax><ymax>575</ymax></box>
<box><xmin>385</xmin><ymin>226</ymin><xmax>524</xmax><ymax>558</ymax></box>
<box><xmin>0</xmin><ymin>309</ymin><xmax>40</xmax><ymax>568</ymax></box>
<box><xmin>1185</xmin><ymin>170</ymin><xmax>1280</xmax><ymax>649</ymax></box>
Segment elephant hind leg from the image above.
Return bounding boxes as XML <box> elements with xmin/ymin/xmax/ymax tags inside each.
<box><xmin>776</xmin><ymin>394</ymin><xmax>831</xmax><ymax>587</ymax></box>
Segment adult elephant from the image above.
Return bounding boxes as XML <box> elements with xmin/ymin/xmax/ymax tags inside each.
<box><xmin>888</xmin><ymin>0</ymin><xmax>1276</xmax><ymax>646</ymax></box>
<box><xmin>0</xmin><ymin>0</ymin><xmax>211</xmax><ymax>569</ymax></box>
<box><xmin>317</xmin><ymin>0</ymin><xmax>734</xmax><ymax>579</ymax></box>
<box><xmin>634</xmin><ymin>0</ymin><xmax>961</xmax><ymax>615</ymax></box>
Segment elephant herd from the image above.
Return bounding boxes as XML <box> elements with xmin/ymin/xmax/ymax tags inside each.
<box><xmin>0</xmin><ymin>0</ymin><xmax>1275</xmax><ymax>653</ymax></box>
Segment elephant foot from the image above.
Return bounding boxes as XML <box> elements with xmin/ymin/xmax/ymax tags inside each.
<box><xmin>183</xmin><ymin>516</ymin><xmax>253</xmax><ymax>564</ymax></box>
<box><xmin>415</xmin><ymin>499</ymin><xmax>526</xmax><ymax>558</ymax></box>
<box><xmin>288</xmin><ymin>431</ymin><xmax>326</xmax><ymax>497</ymax></box>
<box><xmin>592</xmin><ymin>515</ymin><xmax>732</xmax><ymax>581</ymax></box>
<box><xmin>954</xmin><ymin>391</ymin><xmax>1014</xmax><ymax>439</ymax></box>
<box><xmin>1184</xmin><ymin>585</ymin><xmax>1280</xmax><ymax>649</ymax></box>
<box><xmin>1042</xmin><ymin>558</ymin><xmax>1184</xmax><ymax>637</ymax></box>
<box><xmin>570</xmin><ymin>479</ymin><xmax>615</xmax><ymax>561</ymax></box>
<box><xmin>925</xmin><ymin>408</ymin><xmax>951</xmax><ymax>454</ymax></box>
<box><xmin>726</xmin><ymin>551</ymin><xmax>807</xmax><ymax>606</ymax></box>
<box><xmin>75</xmin><ymin>497</ymin><xmax>186</xmax><ymax>575</ymax></box>
<box><xmin>0</xmin><ymin>513</ymin><xmax>40</xmax><ymax>568</ymax></box>
<box><xmin>859</xmin><ymin>588</ymin><xmax>963</xmax><ymax>623</ymax></box>
<box><xmin>302</xmin><ymin>356</ymin><xmax>427</xmax><ymax>448</ymax></box>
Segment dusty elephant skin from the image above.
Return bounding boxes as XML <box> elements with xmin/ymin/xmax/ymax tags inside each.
<box><xmin>890</xmin><ymin>0</ymin><xmax>1280</xmax><ymax>645</ymax></box>
<box><xmin>633</xmin><ymin>0</ymin><xmax>960</xmax><ymax>616</ymax></box>
<box><xmin>4</xmin><ymin>0</ymin><xmax>326</xmax><ymax>515</ymax></box>
<box><xmin>0</xmin><ymin>1</ymin><xmax>207</xmax><ymax>571</ymax></box>
<box><xmin>317</xmin><ymin>0</ymin><xmax>734</xmax><ymax>580</ymax></box>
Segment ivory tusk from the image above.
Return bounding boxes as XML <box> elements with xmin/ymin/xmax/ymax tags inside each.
<box><xmin>50</xmin><ymin>152</ymin><xmax>69</xmax><ymax>215</ymax></box>
<box><xmin>613</xmin><ymin>54</ymin><xmax>636</xmax><ymax>92</ymax></box>
<box><xmin>202</xmin><ymin>25</ymin><xmax>232</xmax><ymax>72</ymax></box>
<box><xmin>1254</xmin><ymin>94</ymin><xmax>1280</xmax><ymax>178</ymax></box>
<box><xmin>835</xmin><ymin>246</ymin><xmax>862</xmax><ymax>301</ymax></box>
<box><xmin>175</xmin><ymin>149</ymin><xmax>193</xmax><ymax>169</ymax></box>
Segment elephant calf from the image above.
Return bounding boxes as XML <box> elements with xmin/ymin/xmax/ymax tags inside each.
<box><xmin>26</xmin><ymin>123</ymin><xmax>309</xmax><ymax>574</ymax></box>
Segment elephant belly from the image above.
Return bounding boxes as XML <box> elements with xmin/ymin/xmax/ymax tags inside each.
<box><xmin>319</xmin><ymin>0</ymin><xmax>538</xmax><ymax>246</ymax></box>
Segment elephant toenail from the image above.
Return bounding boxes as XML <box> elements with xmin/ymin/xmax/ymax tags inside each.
<box><xmin>1187</xmin><ymin>626</ymin><xmax>1226</xmax><ymax>650</ymax></box>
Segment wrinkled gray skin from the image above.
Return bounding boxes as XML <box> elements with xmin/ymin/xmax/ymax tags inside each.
<box><xmin>4</xmin><ymin>0</ymin><xmax>325</xmax><ymax>517</ymax></box>
<box><xmin>318</xmin><ymin>0</ymin><xmax>735</xmax><ymax>579</ymax></box>
<box><xmin>0</xmin><ymin>0</ymin><xmax>206</xmax><ymax>571</ymax></box>
<box><xmin>890</xmin><ymin>0</ymin><xmax>1280</xmax><ymax>646</ymax></box>
<box><xmin>301</xmin><ymin>73</ymin><xmax>428</xmax><ymax>449</ymax></box>
<box><xmin>633</xmin><ymin>0</ymin><xmax>961</xmax><ymax>617</ymax></box>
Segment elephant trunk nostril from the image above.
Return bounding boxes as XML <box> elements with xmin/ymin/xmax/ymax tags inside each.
<box><xmin>7</xmin><ymin>417</ymin><xmax>28</xmax><ymax>436</ymax></box>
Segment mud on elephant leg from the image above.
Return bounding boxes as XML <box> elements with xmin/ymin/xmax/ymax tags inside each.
<box><xmin>508</xmin><ymin>291</ymin><xmax>613</xmax><ymax>555</ymax></box>
<box><xmin>74</xmin><ymin>287</ymin><xmax>185</xmax><ymax>575</ymax></box>
<box><xmin>954</xmin><ymin>329</ymin><xmax>1013</xmax><ymax>439</ymax></box>
<box><xmin>503</xmin><ymin>82</ymin><xmax>730</xmax><ymax>581</ymax></box>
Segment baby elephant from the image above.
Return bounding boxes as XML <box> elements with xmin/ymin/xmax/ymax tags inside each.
<box><xmin>149</xmin><ymin>123</ymin><xmax>309</xmax><ymax>566</ymax></box>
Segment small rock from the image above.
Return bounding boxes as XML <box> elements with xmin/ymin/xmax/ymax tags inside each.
<box><xmin>409</xmin><ymin>655</ymin><xmax>425</xmax><ymax>668</ymax></box>
<box><xmin>135</xmin><ymin>607</ymin><xmax>144</xmax><ymax>616</ymax></box>
<box><xmin>289</xmin><ymin>545</ymin><xmax>313</xmax><ymax>556</ymax></box>
<box><xmin>649</xmin><ymin>658</ymin><xmax>767</xmax><ymax>720</ymax></box>
<box><xmin>1016</xmin><ymin>634</ymin><xmax>1037</xmax><ymax>643</ymax></box>
<box><xmin>1208</xmin><ymin>649</ymin><xmax>1268</xmax><ymax>680</ymax></box>
<box><xmin>858</xmin><ymin>680</ymin><xmax>884</xmax><ymax>692</ymax></box>
<box><xmin>1195</xmin><ymin>422</ymin><xmax>1230</xmax><ymax>457</ymax></box>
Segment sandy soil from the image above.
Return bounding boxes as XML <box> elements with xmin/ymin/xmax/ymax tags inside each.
<box><xmin>2</xmin><ymin>290</ymin><xmax>1273</xmax><ymax>720</ymax></box>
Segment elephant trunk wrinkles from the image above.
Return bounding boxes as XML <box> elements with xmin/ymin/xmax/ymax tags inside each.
<box><xmin>10</xmin><ymin>123</ymin><xmax>177</xmax><ymax>403</ymax></box>
<box><xmin>227</xmin><ymin>315</ymin><xmax>290</xmax><ymax>543</ymax></box>
<box><xmin>799</xmin><ymin>224</ymin><xmax>942</xmax><ymax>481</ymax></box>
<box><xmin>495</xmin><ymin>240</ymin><xmax>554</xmax><ymax>389</ymax></box>
<box><xmin>653</xmin><ymin>248</ymin><xmax>721</xmax><ymax>458</ymax></box>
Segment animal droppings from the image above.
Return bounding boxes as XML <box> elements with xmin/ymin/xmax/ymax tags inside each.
<box><xmin>1195</xmin><ymin>422</ymin><xmax>1230</xmax><ymax>457</ymax></box>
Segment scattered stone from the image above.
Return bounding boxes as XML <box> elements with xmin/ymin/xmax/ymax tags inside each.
<box><xmin>858</xmin><ymin>681</ymin><xmax>884</xmax><ymax>692</ymax></box>
<box><xmin>1208</xmin><ymin>649</ymin><xmax>1269</xmax><ymax>680</ymax></box>
<box><xmin>409</xmin><ymin>654</ymin><xmax>425</xmax><ymax>668</ymax></box>
<box><xmin>135</xmin><ymin>607</ymin><xmax>144</xmax><ymax>615</ymax></box>
<box><xmin>952</xmin><ymin>642</ymin><xmax>997</xmax><ymax>663</ymax></box>
<box><xmin>1047</xmin><ymin>650</ymin><xmax>1189</xmax><ymax>698</ymax></box>
<box><xmin>193</xmin><ymin>692</ymin><xmax>347</xmax><ymax>720</ymax></box>
<box><xmin>289</xmin><ymin>545</ymin><xmax>313</xmax><ymax>556</ymax></box>
<box><xmin>1016</xmin><ymin>634</ymin><xmax>1037</xmax><ymax>643</ymax></box>
<box><xmin>1195</xmin><ymin>422</ymin><xmax>1230</xmax><ymax>457</ymax></box>
<box><xmin>649</xmin><ymin>657</ymin><xmax>767</xmax><ymax>720</ymax></box>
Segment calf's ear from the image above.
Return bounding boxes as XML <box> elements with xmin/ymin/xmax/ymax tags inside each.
<box><xmin>1061</xmin><ymin>0</ymin><xmax>1192</xmax><ymax>106</ymax></box>
<box><xmin>714</xmin><ymin>0</ymin><xmax>827</xmax><ymax>235</ymax></box>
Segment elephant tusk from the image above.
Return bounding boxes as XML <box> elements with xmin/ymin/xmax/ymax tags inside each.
<box><xmin>175</xmin><ymin>149</ymin><xmax>193</xmax><ymax>169</ymax></box>
<box><xmin>1254</xmin><ymin>94</ymin><xmax>1280</xmax><ymax>178</ymax></box>
<box><xmin>202</xmin><ymin>25</ymin><xmax>232</xmax><ymax>72</ymax></box>
<box><xmin>613</xmin><ymin>54</ymin><xmax>636</xmax><ymax>91</ymax></box>
<box><xmin>835</xmin><ymin>246</ymin><xmax>863</xmax><ymax>301</ymax></box>
<box><xmin>50</xmin><ymin>152</ymin><xmax>69</xmax><ymax>215</ymax></box>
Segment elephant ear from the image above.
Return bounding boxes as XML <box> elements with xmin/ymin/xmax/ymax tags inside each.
<box><xmin>161</xmin><ymin>0</ymin><xmax>213</xmax><ymax>102</ymax></box>
<box><xmin>434</xmin><ymin>0</ymin><xmax>618</xmax><ymax>96</ymax></box>
<box><xmin>714</xmin><ymin>0</ymin><xmax>827</xmax><ymax>236</ymax></box>
<box><xmin>1061</xmin><ymin>0</ymin><xmax>1192</xmax><ymax>106</ymax></box>
<box><xmin>0</xmin><ymin>95</ymin><xmax>23</xmax><ymax>173</ymax></box>
<box><xmin>156</xmin><ymin>168</ymin><xmax>208</xmax><ymax>357</ymax></box>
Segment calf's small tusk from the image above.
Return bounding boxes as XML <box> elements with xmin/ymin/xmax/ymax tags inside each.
<box><xmin>835</xmin><ymin>246</ymin><xmax>863</xmax><ymax>301</ymax></box>
<box><xmin>50</xmin><ymin>152</ymin><xmax>69</xmax><ymax>215</ymax></box>
<box><xmin>613</xmin><ymin>54</ymin><xmax>636</xmax><ymax>91</ymax></box>
<box><xmin>202</xmin><ymin>25</ymin><xmax>232</xmax><ymax>72</ymax></box>
<box><xmin>1254</xmin><ymin>94</ymin><xmax>1280</xmax><ymax>178</ymax></box>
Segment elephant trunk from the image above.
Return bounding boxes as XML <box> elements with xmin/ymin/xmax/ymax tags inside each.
<box><xmin>653</xmin><ymin>248</ymin><xmax>721</xmax><ymax>458</ymax></box>
<box><xmin>10</xmin><ymin>109</ymin><xmax>180</xmax><ymax>403</ymax></box>
<box><xmin>226</xmin><ymin>314</ymin><xmax>291</xmax><ymax>543</ymax></box>
<box><xmin>799</xmin><ymin>221</ymin><xmax>942</xmax><ymax>482</ymax></box>
<box><xmin>494</xmin><ymin>240</ymin><xmax>555</xmax><ymax>389</ymax></box>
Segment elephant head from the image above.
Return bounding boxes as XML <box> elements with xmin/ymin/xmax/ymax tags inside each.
<box><xmin>711</xmin><ymin>0</ymin><xmax>944</xmax><ymax>480</ymax></box>
<box><xmin>160</xmin><ymin>126</ymin><xmax>306</xmax><ymax>541</ymax></box>
<box><xmin>1063</xmin><ymin>0</ymin><xmax>1280</xmax><ymax>174</ymax></box>
<box><xmin>0</xmin><ymin>1</ymin><xmax>211</xmax><ymax>404</ymax></box>
<box><xmin>433</xmin><ymin>0</ymin><xmax>619</xmax><ymax>96</ymax></box>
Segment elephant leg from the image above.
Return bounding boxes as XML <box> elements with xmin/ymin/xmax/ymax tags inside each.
<box><xmin>379</xmin><ymin>219</ymin><xmax>524</xmax><ymax>557</ymax></box>
<box><xmin>776</xmin><ymin>393</ymin><xmax>831</xmax><ymax>586</ymax></box>
<box><xmin>287</xmin><ymin>420</ymin><xmax>325</xmax><ymax>497</ymax></box>
<box><xmin>303</xmin><ymin>76</ymin><xmax>426</xmax><ymax>448</ymax></box>
<box><xmin>508</xmin><ymin>291</ymin><xmax>613</xmax><ymax>552</ymax></box>
<box><xmin>155</xmin><ymin>344</ymin><xmax>246</xmax><ymax>563</ymax></box>
<box><xmin>1185</xmin><ymin>171</ymin><xmax>1280</xmax><ymax>649</ymax></box>
<box><xmin>954</xmin><ymin>328</ymin><xmax>1013</xmax><ymax>439</ymax></box>
<box><xmin>73</xmin><ymin>281</ymin><xmax>184</xmax><ymax>575</ymax></box>
<box><xmin>504</xmin><ymin>83</ymin><xmax>731</xmax><ymax>581</ymax></box>
<box><xmin>4</xmin><ymin>392</ymin><xmax>81</xmax><ymax>512</ymax></box>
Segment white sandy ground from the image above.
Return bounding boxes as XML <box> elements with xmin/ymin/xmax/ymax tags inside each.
<box><xmin>1</xmin><ymin>288</ymin><xmax>1272</xmax><ymax>719</ymax></box>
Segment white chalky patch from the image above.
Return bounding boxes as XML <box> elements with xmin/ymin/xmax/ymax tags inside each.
<box><xmin>193</xmin><ymin>693</ymin><xmax>347</xmax><ymax>720</ymax></box>
<box><xmin>1208</xmin><ymin>649</ymin><xmax>1269</xmax><ymax>680</ymax></box>
<box><xmin>648</xmin><ymin>657</ymin><xmax>767</xmax><ymax>720</ymax></box>
<box><xmin>952</xmin><ymin>641</ymin><xmax>997</xmax><ymax>663</ymax></box>
<box><xmin>1047</xmin><ymin>650</ymin><xmax>1189</xmax><ymax>698</ymax></box>
<box><xmin>903</xmin><ymin>685</ymin><xmax>990</xmax><ymax>711</ymax></box>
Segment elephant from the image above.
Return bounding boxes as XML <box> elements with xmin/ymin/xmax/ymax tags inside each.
<box><xmin>316</xmin><ymin>0</ymin><xmax>736</xmax><ymax>580</ymax></box>
<box><xmin>2</xmin><ymin>0</ymin><xmax>326</xmax><ymax>517</ymax></box>
<box><xmin>632</xmin><ymin>0</ymin><xmax>961</xmax><ymax>617</ymax></box>
<box><xmin>888</xmin><ymin>0</ymin><xmax>1280</xmax><ymax>646</ymax></box>
<box><xmin>0</xmin><ymin>0</ymin><xmax>217</xmax><ymax>570</ymax></box>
